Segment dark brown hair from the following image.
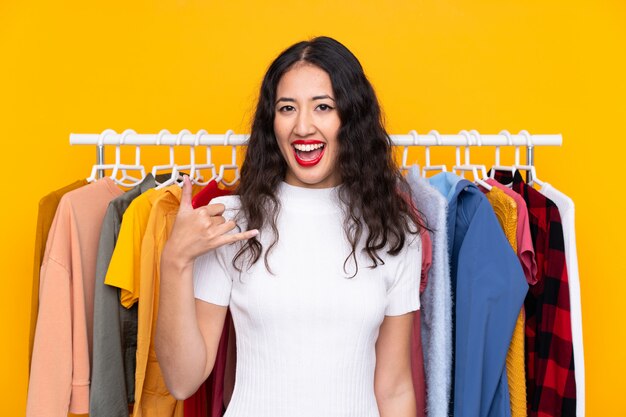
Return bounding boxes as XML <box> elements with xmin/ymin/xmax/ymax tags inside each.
<box><xmin>234</xmin><ymin>36</ymin><xmax>424</xmax><ymax>277</ymax></box>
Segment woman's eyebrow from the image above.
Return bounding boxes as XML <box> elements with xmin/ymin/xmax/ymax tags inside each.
<box><xmin>275</xmin><ymin>97</ymin><xmax>295</xmax><ymax>104</ymax></box>
<box><xmin>312</xmin><ymin>95</ymin><xmax>335</xmax><ymax>101</ymax></box>
<box><xmin>275</xmin><ymin>95</ymin><xmax>335</xmax><ymax>105</ymax></box>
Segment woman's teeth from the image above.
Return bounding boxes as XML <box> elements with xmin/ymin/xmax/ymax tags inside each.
<box><xmin>293</xmin><ymin>143</ymin><xmax>324</xmax><ymax>152</ymax></box>
<box><xmin>293</xmin><ymin>142</ymin><xmax>325</xmax><ymax>166</ymax></box>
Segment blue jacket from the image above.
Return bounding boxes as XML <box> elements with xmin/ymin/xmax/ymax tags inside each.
<box><xmin>429</xmin><ymin>173</ymin><xmax>528</xmax><ymax>417</ymax></box>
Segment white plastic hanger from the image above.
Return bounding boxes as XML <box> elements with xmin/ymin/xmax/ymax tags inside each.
<box><xmin>401</xmin><ymin>144</ymin><xmax>411</xmax><ymax>173</ymax></box>
<box><xmin>175</xmin><ymin>129</ymin><xmax>217</xmax><ymax>187</ymax></box>
<box><xmin>215</xmin><ymin>130</ymin><xmax>241</xmax><ymax>187</ymax></box>
<box><xmin>421</xmin><ymin>130</ymin><xmax>447</xmax><ymax>177</ymax></box>
<box><xmin>151</xmin><ymin>129</ymin><xmax>175</xmax><ymax>186</ymax></box>
<box><xmin>86</xmin><ymin>129</ymin><xmax>146</xmax><ymax>186</ymax></box>
<box><xmin>400</xmin><ymin>130</ymin><xmax>420</xmax><ymax>174</ymax></box>
<box><xmin>489</xmin><ymin>129</ymin><xmax>518</xmax><ymax>180</ymax></box>
<box><xmin>109</xmin><ymin>129</ymin><xmax>146</xmax><ymax>187</ymax></box>
<box><xmin>190</xmin><ymin>129</ymin><xmax>218</xmax><ymax>185</ymax></box>
<box><xmin>87</xmin><ymin>129</ymin><xmax>117</xmax><ymax>183</ymax></box>
<box><xmin>512</xmin><ymin>130</ymin><xmax>545</xmax><ymax>187</ymax></box>
<box><xmin>156</xmin><ymin>129</ymin><xmax>189</xmax><ymax>189</ymax></box>
<box><xmin>171</xmin><ymin>129</ymin><xmax>197</xmax><ymax>188</ymax></box>
<box><xmin>452</xmin><ymin>130</ymin><xmax>492</xmax><ymax>190</ymax></box>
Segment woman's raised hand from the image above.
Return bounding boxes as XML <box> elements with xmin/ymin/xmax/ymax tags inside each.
<box><xmin>163</xmin><ymin>175</ymin><xmax>258</xmax><ymax>270</ymax></box>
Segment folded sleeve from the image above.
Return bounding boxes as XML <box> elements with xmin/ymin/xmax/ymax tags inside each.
<box><xmin>385</xmin><ymin>233</ymin><xmax>422</xmax><ymax>316</ymax></box>
<box><xmin>193</xmin><ymin>247</ymin><xmax>234</xmax><ymax>307</ymax></box>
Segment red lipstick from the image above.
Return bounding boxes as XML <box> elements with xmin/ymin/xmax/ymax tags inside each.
<box><xmin>292</xmin><ymin>140</ymin><xmax>325</xmax><ymax>167</ymax></box>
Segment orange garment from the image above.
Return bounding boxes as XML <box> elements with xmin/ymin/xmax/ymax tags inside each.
<box><xmin>29</xmin><ymin>179</ymin><xmax>87</xmax><ymax>371</ymax></box>
<box><xmin>134</xmin><ymin>185</ymin><xmax>184</xmax><ymax>417</ymax></box>
<box><xmin>484</xmin><ymin>187</ymin><xmax>527</xmax><ymax>417</ymax></box>
<box><xmin>27</xmin><ymin>178</ymin><xmax>124</xmax><ymax>416</ymax></box>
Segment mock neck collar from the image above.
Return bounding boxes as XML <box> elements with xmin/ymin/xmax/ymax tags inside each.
<box><xmin>277</xmin><ymin>181</ymin><xmax>343</xmax><ymax>214</ymax></box>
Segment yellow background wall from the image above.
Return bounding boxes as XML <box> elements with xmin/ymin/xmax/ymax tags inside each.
<box><xmin>1</xmin><ymin>1</ymin><xmax>624</xmax><ymax>415</ymax></box>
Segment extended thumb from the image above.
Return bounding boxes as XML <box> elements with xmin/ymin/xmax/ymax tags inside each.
<box><xmin>180</xmin><ymin>175</ymin><xmax>193</xmax><ymax>208</ymax></box>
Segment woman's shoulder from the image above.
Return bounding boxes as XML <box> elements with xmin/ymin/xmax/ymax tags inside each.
<box><xmin>208</xmin><ymin>195</ymin><xmax>246</xmax><ymax>227</ymax></box>
<box><xmin>208</xmin><ymin>194</ymin><xmax>241</xmax><ymax>210</ymax></box>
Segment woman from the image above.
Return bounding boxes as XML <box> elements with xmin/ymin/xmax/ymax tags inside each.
<box><xmin>156</xmin><ymin>36</ymin><xmax>424</xmax><ymax>417</ymax></box>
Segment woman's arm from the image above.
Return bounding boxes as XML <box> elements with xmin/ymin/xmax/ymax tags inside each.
<box><xmin>374</xmin><ymin>312</ymin><xmax>417</xmax><ymax>417</ymax></box>
<box><xmin>157</xmin><ymin>254</ymin><xmax>227</xmax><ymax>399</ymax></box>
<box><xmin>155</xmin><ymin>176</ymin><xmax>257</xmax><ymax>399</ymax></box>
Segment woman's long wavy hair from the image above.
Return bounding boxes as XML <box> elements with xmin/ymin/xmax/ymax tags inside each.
<box><xmin>233</xmin><ymin>36</ymin><xmax>425</xmax><ymax>276</ymax></box>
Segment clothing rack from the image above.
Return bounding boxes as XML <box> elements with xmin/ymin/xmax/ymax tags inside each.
<box><xmin>69</xmin><ymin>130</ymin><xmax>563</xmax><ymax>184</ymax></box>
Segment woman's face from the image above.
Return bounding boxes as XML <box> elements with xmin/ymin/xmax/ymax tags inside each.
<box><xmin>273</xmin><ymin>63</ymin><xmax>341</xmax><ymax>189</ymax></box>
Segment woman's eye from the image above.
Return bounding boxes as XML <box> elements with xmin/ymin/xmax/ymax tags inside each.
<box><xmin>317</xmin><ymin>104</ymin><xmax>334</xmax><ymax>111</ymax></box>
<box><xmin>278</xmin><ymin>105</ymin><xmax>295</xmax><ymax>112</ymax></box>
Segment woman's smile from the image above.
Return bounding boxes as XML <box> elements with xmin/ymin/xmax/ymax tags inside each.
<box><xmin>292</xmin><ymin>139</ymin><xmax>326</xmax><ymax>166</ymax></box>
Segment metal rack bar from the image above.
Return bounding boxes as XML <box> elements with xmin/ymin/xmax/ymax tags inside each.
<box><xmin>71</xmin><ymin>131</ymin><xmax>561</xmax><ymax>180</ymax></box>
<box><xmin>70</xmin><ymin>132</ymin><xmax>562</xmax><ymax>147</ymax></box>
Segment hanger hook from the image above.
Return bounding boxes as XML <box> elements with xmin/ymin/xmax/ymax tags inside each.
<box><xmin>196</xmin><ymin>129</ymin><xmax>213</xmax><ymax>166</ymax></box>
<box><xmin>187</xmin><ymin>130</ymin><xmax>204</xmax><ymax>182</ymax></box>
<box><xmin>224</xmin><ymin>129</ymin><xmax>234</xmax><ymax>146</ymax></box>
<box><xmin>519</xmin><ymin>130</ymin><xmax>532</xmax><ymax>147</ymax></box>
<box><xmin>171</xmin><ymin>130</ymin><xmax>190</xmax><ymax>172</ymax></box>
<box><xmin>195</xmin><ymin>129</ymin><xmax>207</xmax><ymax>147</ymax></box>
<box><xmin>121</xmin><ymin>129</ymin><xmax>139</xmax><ymax>167</ymax></box>
<box><xmin>470</xmin><ymin>130</ymin><xmax>488</xmax><ymax>178</ymax></box>
<box><xmin>409</xmin><ymin>130</ymin><xmax>419</xmax><ymax>146</ymax></box>
<box><xmin>518</xmin><ymin>130</ymin><xmax>539</xmax><ymax>184</ymax></box>
<box><xmin>499</xmin><ymin>130</ymin><xmax>512</xmax><ymax>145</ymax></box>
<box><xmin>459</xmin><ymin>130</ymin><xmax>472</xmax><ymax>165</ymax></box>
<box><xmin>176</xmin><ymin>129</ymin><xmax>191</xmax><ymax>146</ymax></box>
<box><xmin>120</xmin><ymin>129</ymin><xmax>135</xmax><ymax>146</ymax></box>
<box><xmin>470</xmin><ymin>129</ymin><xmax>482</xmax><ymax>147</ymax></box>
<box><xmin>428</xmin><ymin>129</ymin><xmax>442</xmax><ymax>146</ymax></box>
<box><xmin>499</xmin><ymin>130</ymin><xmax>513</xmax><ymax>146</ymax></box>
<box><xmin>459</xmin><ymin>130</ymin><xmax>472</xmax><ymax>146</ymax></box>
<box><xmin>98</xmin><ymin>129</ymin><xmax>116</xmax><ymax>147</ymax></box>
<box><xmin>112</xmin><ymin>129</ymin><xmax>126</xmax><ymax>178</ymax></box>
<box><xmin>156</xmin><ymin>129</ymin><xmax>170</xmax><ymax>146</ymax></box>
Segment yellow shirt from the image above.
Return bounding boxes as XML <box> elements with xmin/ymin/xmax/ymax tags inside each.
<box><xmin>105</xmin><ymin>188</ymin><xmax>160</xmax><ymax>308</ymax></box>
<box><xmin>485</xmin><ymin>187</ymin><xmax>527</xmax><ymax>417</ymax></box>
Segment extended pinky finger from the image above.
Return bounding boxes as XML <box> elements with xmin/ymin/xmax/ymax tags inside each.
<box><xmin>223</xmin><ymin>229</ymin><xmax>259</xmax><ymax>244</ymax></box>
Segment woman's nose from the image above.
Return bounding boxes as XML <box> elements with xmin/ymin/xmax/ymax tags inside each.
<box><xmin>294</xmin><ymin>110</ymin><xmax>315</xmax><ymax>136</ymax></box>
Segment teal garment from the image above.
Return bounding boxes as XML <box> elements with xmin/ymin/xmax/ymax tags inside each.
<box><xmin>429</xmin><ymin>173</ymin><xmax>528</xmax><ymax>417</ymax></box>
